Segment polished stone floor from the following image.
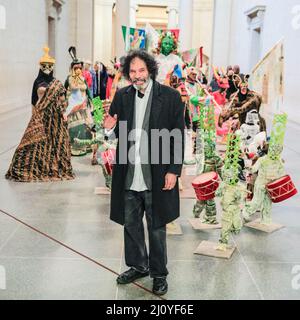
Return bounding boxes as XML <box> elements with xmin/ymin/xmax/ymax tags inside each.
<box><xmin>0</xmin><ymin>106</ymin><xmax>300</xmax><ymax>300</ymax></box>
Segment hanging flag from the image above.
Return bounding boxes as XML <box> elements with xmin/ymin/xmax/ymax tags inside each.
<box><xmin>145</xmin><ymin>23</ymin><xmax>160</xmax><ymax>53</ymax></box>
<box><xmin>173</xmin><ymin>64</ymin><xmax>183</xmax><ymax>79</ymax></box>
<box><xmin>180</xmin><ymin>47</ymin><xmax>203</xmax><ymax>68</ymax></box>
<box><xmin>122</xmin><ymin>26</ymin><xmax>146</xmax><ymax>52</ymax></box>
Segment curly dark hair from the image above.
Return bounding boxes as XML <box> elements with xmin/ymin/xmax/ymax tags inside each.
<box><xmin>121</xmin><ymin>50</ymin><xmax>158</xmax><ymax>81</ymax></box>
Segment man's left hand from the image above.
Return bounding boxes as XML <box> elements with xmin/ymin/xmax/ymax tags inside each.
<box><xmin>163</xmin><ymin>173</ymin><xmax>177</xmax><ymax>190</ymax></box>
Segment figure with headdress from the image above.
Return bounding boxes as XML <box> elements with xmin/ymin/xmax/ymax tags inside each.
<box><xmin>6</xmin><ymin>47</ymin><xmax>74</xmax><ymax>182</ymax></box>
<box><xmin>219</xmin><ymin>73</ymin><xmax>266</xmax><ymax>132</ymax></box>
<box><xmin>64</xmin><ymin>47</ymin><xmax>94</xmax><ymax>156</ymax></box>
<box><xmin>215</xmin><ymin>133</ymin><xmax>247</xmax><ymax>250</ymax></box>
<box><xmin>236</xmin><ymin>109</ymin><xmax>268</xmax><ymax>195</ymax></box>
<box><xmin>193</xmin><ymin>100</ymin><xmax>223</xmax><ymax>224</ymax></box>
<box><xmin>74</xmin><ymin>99</ymin><xmax>116</xmax><ymax>189</ymax></box>
<box><xmin>156</xmin><ymin>31</ymin><xmax>184</xmax><ymax>84</ymax></box>
<box><xmin>243</xmin><ymin>114</ymin><xmax>292</xmax><ymax>224</ymax></box>
<box><xmin>31</xmin><ymin>47</ymin><xmax>55</xmax><ymax>109</ymax></box>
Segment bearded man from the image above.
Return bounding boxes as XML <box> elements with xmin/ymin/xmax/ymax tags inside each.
<box><xmin>103</xmin><ymin>50</ymin><xmax>185</xmax><ymax>296</ymax></box>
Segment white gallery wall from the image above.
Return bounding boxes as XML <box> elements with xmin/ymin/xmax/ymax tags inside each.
<box><xmin>0</xmin><ymin>0</ymin><xmax>71</xmax><ymax>114</ymax></box>
<box><xmin>212</xmin><ymin>0</ymin><xmax>300</xmax><ymax>123</ymax></box>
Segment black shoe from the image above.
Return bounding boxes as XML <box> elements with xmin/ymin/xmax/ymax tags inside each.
<box><xmin>152</xmin><ymin>278</ymin><xmax>168</xmax><ymax>296</ymax></box>
<box><xmin>116</xmin><ymin>268</ymin><xmax>149</xmax><ymax>284</ymax></box>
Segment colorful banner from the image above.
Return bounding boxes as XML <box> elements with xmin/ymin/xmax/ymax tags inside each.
<box><xmin>122</xmin><ymin>26</ymin><xmax>146</xmax><ymax>52</ymax></box>
<box><xmin>180</xmin><ymin>47</ymin><xmax>203</xmax><ymax>68</ymax></box>
<box><xmin>145</xmin><ymin>23</ymin><xmax>160</xmax><ymax>53</ymax></box>
<box><xmin>251</xmin><ymin>40</ymin><xmax>284</xmax><ymax>113</ymax></box>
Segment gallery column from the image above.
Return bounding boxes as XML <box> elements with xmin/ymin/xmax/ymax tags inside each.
<box><xmin>179</xmin><ymin>0</ymin><xmax>194</xmax><ymax>51</ymax></box>
<box><xmin>115</xmin><ymin>0</ymin><xmax>130</xmax><ymax>59</ymax></box>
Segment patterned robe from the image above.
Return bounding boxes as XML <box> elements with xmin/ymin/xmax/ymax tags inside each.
<box><xmin>6</xmin><ymin>80</ymin><xmax>74</xmax><ymax>182</ymax></box>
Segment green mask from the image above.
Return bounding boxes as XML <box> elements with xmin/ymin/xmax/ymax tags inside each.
<box><xmin>161</xmin><ymin>36</ymin><xmax>175</xmax><ymax>56</ymax></box>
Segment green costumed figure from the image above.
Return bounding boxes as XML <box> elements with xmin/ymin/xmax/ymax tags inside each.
<box><xmin>193</xmin><ymin>98</ymin><xmax>223</xmax><ymax>224</ymax></box>
<box><xmin>156</xmin><ymin>31</ymin><xmax>184</xmax><ymax>84</ymax></box>
<box><xmin>243</xmin><ymin>114</ymin><xmax>287</xmax><ymax>224</ymax></box>
<box><xmin>74</xmin><ymin>97</ymin><xmax>116</xmax><ymax>189</ymax></box>
<box><xmin>215</xmin><ymin>133</ymin><xmax>247</xmax><ymax>250</ymax></box>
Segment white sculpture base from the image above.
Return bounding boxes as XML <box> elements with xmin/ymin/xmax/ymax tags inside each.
<box><xmin>244</xmin><ymin>219</ymin><xmax>284</xmax><ymax>233</ymax></box>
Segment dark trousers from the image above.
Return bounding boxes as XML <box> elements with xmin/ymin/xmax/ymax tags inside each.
<box><xmin>124</xmin><ymin>190</ymin><xmax>168</xmax><ymax>278</ymax></box>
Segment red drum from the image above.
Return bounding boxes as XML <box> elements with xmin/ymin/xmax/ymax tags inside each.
<box><xmin>101</xmin><ymin>149</ymin><xmax>116</xmax><ymax>176</ymax></box>
<box><xmin>266</xmin><ymin>175</ymin><xmax>298</xmax><ymax>203</ymax></box>
<box><xmin>192</xmin><ymin>172</ymin><xmax>219</xmax><ymax>201</ymax></box>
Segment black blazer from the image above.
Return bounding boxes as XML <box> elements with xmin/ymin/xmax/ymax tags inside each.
<box><xmin>108</xmin><ymin>80</ymin><xmax>185</xmax><ymax>228</ymax></box>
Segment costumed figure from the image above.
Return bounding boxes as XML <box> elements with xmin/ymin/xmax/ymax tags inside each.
<box><xmin>82</xmin><ymin>60</ymin><xmax>93</xmax><ymax>97</ymax></box>
<box><xmin>31</xmin><ymin>47</ymin><xmax>54</xmax><ymax>109</ymax></box>
<box><xmin>192</xmin><ymin>100</ymin><xmax>223</xmax><ymax>224</ymax></box>
<box><xmin>65</xmin><ymin>47</ymin><xmax>93</xmax><ymax>156</ymax></box>
<box><xmin>6</xmin><ymin>47</ymin><xmax>74</xmax><ymax>182</ymax></box>
<box><xmin>74</xmin><ymin>98</ymin><xmax>116</xmax><ymax>189</ymax></box>
<box><xmin>156</xmin><ymin>31</ymin><xmax>184</xmax><ymax>84</ymax></box>
<box><xmin>225</xmin><ymin>65</ymin><xmax>240</xmax><ymax>100</ymax></box>
<box><xmin>185</xmin><ymin>66</ymin><xmax>204</xmax><ymax>132</ymax></box>
<box><xmin>210</xmin><ymin>66</ymin><xmax>232</xmax><ymax>139</ymax></box>
<box><xmin>237</xmin><ymin>109</ymin><xmax>267</xmax><ymax>195</ymax></box>
<box><xmin>215</xmin><ymin>133</ymin><xmax>247</xmax><ymax>250</ymax></box>
<box><xmin>243</xmin><ymin>113</ymin><xmax>297</xmax><ymax>224</ymax></box>
<box><xmin>219</xmin><ymin>74</ymin><xmax>266</xmax><ymax>132</ymax></box>
<box><xmin>211</xmin><ymin>66</ymin><xmax>229</xmax><ymax>107</ymax></box>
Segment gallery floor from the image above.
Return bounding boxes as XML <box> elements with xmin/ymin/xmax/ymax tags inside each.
<box><xmin>0</xmin><ymin>106</ymin><xmax>300</xmax><ymax>300</ymax></box>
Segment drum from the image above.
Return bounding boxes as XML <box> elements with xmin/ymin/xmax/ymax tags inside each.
<box><xmin>192</xmin><ymin>171</ymin><xmax>219</xmax><ymax>201</ymax></box>
<box><xmin>266</xmin><ymin>175</ymin><xmax>298</xmax><ymax>203</ymax></box>
<box><xmin>101</xmin><ymin>149</ymin><xmax>116</xmax><ymax>176</ymax></box>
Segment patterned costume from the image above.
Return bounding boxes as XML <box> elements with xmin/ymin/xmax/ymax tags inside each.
<box><xmin>193</xmin><ymin>101</ymin><xmax>223</xmax><ymax>224</ymax></box>
<box><xmin>243</xmin><ymin>114</ymin><xmax>287</xmax><ymax>224</ymax></box>
<box><xmin>219</xmin><ymin>74</ymin><xmax>266</xmax><ymax>132</ymax></box>
<box><xmin>155</xmin><ymin>31</ymin><xmax>184</xmax><ymax>84</ymax></box>
<box><xmin>216</xmin><ymin>133</ymin><xmax>246</xmax><ymax>249</ymax></box>
<box><xmin>65</xmin><ymin>47</ymin><xmax>93</xmax><ymax>156</ymax></box>
<box><xmin>6</xmin><ymin>78</ymin><xmax>74</xmax><ymax>182</ymax></box>
<box><xmin>74</xmin><ymin>98</ymin><xmax>116</xmax><ymax>189</ymax></box>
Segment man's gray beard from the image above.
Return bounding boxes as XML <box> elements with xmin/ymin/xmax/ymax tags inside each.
<box><xmin>133</xmin><ymin>77</ymin><xmax>151</xmax><ymax>91</ymax></box>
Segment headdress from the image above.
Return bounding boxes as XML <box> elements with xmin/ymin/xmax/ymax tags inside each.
<box><xmin>268</xmin><ymin>113</ymin><xmax>287</xmax><ymax>160</ymax></box>
<box><xmin>39</xmin><ymin>46</ymin><xmax>55</xmax><ymax>65</ymax></box>
<box><xmin>68</xmin><ymin>46</ymin><xmax>83</xmax><ymax>68</ymax></box>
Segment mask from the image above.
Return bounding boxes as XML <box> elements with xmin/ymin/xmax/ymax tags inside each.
<box><xmin>40</xmin><ymin>63</ymin><xmax>54</xmax><ymax>75</ymax></box>
<box><xmin>73</xmin><ymin>65</ymin><xmax>82</xmax><ymax>77</ymax></box>
<box><xmin>161</xmin><ymin>36</ymin><xmax>175</xmax><ymax>56</ymax></box>
<box><xmin>245</xmin><ymin>111</ymin><xmax>259</xmax><ymax>125</ymax></box>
